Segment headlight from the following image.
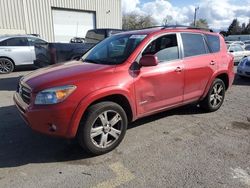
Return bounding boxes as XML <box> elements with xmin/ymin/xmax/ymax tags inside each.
<box><xmin>35</xmin><ymin>85</ymin><xmax>76</xmax><ymax>105</ymax></box>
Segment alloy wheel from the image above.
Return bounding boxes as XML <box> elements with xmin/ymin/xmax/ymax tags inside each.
<box><xmin>0</xmin><ymin>59</ymin><xmax>13</xmax><ymax>73</ymax></box>
<box><xmin>210</xmin><ymin>83</ymin><xmax>224</xmax><ymax>108</ymax></box>
<box><xmin>90</xmin><ymin>110</ymin><xmax>123</xmax><ymax>148</ymax></box>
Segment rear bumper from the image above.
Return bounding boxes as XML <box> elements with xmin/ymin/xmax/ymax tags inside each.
<box><xmin>13</xmin><ymin>92</ymin><xmax>75</xmax><ymax>138</ymax></box>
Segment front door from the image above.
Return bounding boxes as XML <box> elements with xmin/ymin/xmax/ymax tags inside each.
<box><xmin>133</xmin><ymin>33</ymin><xmax>184</xmax><ymax>115</ymax></box>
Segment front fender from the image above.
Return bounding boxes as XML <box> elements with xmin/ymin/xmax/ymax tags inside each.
<box><xmin>66</xmin><ymin>86</ymin><xmax>136</xmax><ymax>137</ymax></box>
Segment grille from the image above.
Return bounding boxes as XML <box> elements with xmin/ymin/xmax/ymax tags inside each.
<box><xmin>18</xmin><ymin>84</ymin><xmax>31</xmax><ymax>104</ymax></box>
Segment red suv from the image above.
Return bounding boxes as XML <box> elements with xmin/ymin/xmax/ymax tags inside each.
<box><xmin>14</xmin><ymin>26</ymin><xmax>235</xmax><ymax>155</ymax></box>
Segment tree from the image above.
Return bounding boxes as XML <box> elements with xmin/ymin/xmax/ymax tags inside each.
<box><xmin>227</xmin><ymin>19</ymin><xmax>242</xmax><ymax>35</ymax></box>
<box><xmin>219</xmin><ymin>31</ymin><xmax>228</xmax><ymax>37</ymax></box>
<box><xmin>122</xmin><ymin>12</ymin><xmax>157</xmax><ymax>30</ymax></box>
<box><xmin>162</xmin><ymin>15</ymin><xmax>173</xmax><ymax>26</ymax></box>
<box><xmin>242</xmin><ymin>19</ymin><xmax>250</xmax><ymax>34</ymax></box>
<box><xmin>190</xmin><ymin>19</ymin><xmax>209</xmax><ymax>29</ymax></box>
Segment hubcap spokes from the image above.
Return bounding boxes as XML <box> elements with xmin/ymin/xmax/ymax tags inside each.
<box><xmin>210</xmin><ymin>83</ymin><xmax>224</xmax><ymax>107</ymax></box>
<box><xmin>0</xmin><ymin>60</ymin><xmax>12</xmax><ymax>73</ymax></box>
<box><xmin>91</xmin><ymin>110</ymin><xmax>122</xmax><ymax>148</ymax></box>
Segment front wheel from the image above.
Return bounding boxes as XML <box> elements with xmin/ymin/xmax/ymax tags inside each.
<box><xmin>77</xmin><ymin>102</ymin><xmax>128</xmax><ymax>155</ymax></box>
<box><xmin>200</xmin><ymin>78</ymin><xmax>226</xmax><ymax>112</ymax></box>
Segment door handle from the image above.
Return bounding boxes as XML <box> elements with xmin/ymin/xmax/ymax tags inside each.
<box><xmin>175</xmin><ymin>67</ymin><xmax>182</xmax><ymax>72</ymax></box>
<box><xmin>210</xmin><ymin>61</ymin><xmax>216</xmax><ymax>65</ymax></box>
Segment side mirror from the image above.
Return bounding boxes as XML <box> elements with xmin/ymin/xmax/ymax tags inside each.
<box><xmin>139</xmin><ymin>55</ymin><xmax>159</xmax><ymax>67</ymax></box>
<box><xmin>229</xmin><ymin>50</ymin><xmax>234</xmax><ymax>53</ymax></box>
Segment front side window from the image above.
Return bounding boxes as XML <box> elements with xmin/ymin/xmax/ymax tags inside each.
<box><xmin>142</xmin><ymin>34</ymin><xmax>179</xmax><ymax>62</ymax></box>
<box><xmin>2</xmin><ymin>37</ymin><xmax>29</xmax><ymax>46</ymax></box>
<box><xmin>83</xmin><ymin>34</ymin><xmax>147</xmax><ymax>65</ymax></box>
<box><xmin>181</xmin><ymin>33</ymin><xmax>207</xmax><ymax>58</ymax></box>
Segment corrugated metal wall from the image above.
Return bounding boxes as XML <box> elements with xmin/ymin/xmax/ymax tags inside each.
<box><xmin>0</xmin><ymin>0</ymin><xmax>122</xmax><ymax>41</ymax></box>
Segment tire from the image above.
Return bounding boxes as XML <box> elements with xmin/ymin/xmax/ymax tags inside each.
<box><xmin>77</xmin><ymin>101</ymin><xmax>128</xmax><ymax>155</ymax></box>
<box><xmin>0</xmin><ymin>58</ymin><xmax>15</xmax><ymax>74</ymax></box>
<box><xmin>200</xmin><ymin>78</ymin><xmax>226</xmax><ymax>112</ymax></box>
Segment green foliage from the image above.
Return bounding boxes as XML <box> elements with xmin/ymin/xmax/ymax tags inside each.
<box><xmin>226</xmin><ymin>19</ymin><xmax>250</xmax><ymax>35</ymax></box>
<box><xmin>122</xmin><ymin>12</ymin><xmax>157</xmax><ymax>30</ymax></box>
<box><xmin>190</xmin><ymin>19</ymin><xmax>209</xmax><ymax>29</ymax></box>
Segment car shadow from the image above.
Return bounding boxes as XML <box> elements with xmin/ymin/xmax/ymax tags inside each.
<box><xmin>14</xmin><ymin>65</ymin><xmax>37</xmax><ymax>72</ymax></box>
<box><xmin>233</xmin><ymin>74</ymin><xmax>250</xmax><ymax>86</ymax></box>
<box><xmin>129</xmin><ymin>104</ymin><xmax>205</xmax><ymax>129</ymax></box>
<box><xmin>0</xmin><ymin>103</ymin><xmax>204</xmax><ymax>168</ymax></box>
<box><xmin>0</xmin><ymin>76</ymin><xmax>22</xmax><ymax>91</ymax></box>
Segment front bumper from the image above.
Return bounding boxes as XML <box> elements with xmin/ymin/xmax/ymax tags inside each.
<box><xmin>13</xmin><ymin>92</ymin><xmax>75</xmax><ymax>138</ymax></box>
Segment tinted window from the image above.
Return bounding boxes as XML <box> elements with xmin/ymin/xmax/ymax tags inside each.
<box><xmin>142</xmin><ymin>34</ymin><xmax>179</xmax><ymax>62</ymax></box>
<box><xmin>0</xmin><ymin>37</ymin><xmax>29</xmax><ymax>46</ymax></box>
<box><xmin>85</xmin><ymin>30</ymin><xmax>106</xmax><ymax>44</ymax></box>
<box><xmin>206</xmin><ymin>34</ymin><xmax>220</xmax><ymax>53</ymax></box>
<box><xmin>27</xmin><ymin>37</ymin><xmax>47</xmax><ymax>46</ymax></box>
<box><xmin>245</xmin><ymin>45</ymin><xmax>250</xmax><ymax>51</ymax></box>
<box><xmin>181</xmin><ymin>33</ymin><xmax>207</xmax><ymax>57</ymax></box>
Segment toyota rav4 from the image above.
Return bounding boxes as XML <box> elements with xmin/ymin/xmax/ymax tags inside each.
<box><xmin>14</xmin><ymin>26</ymin><xmax>235</xmax><ymax>155</ymax></box>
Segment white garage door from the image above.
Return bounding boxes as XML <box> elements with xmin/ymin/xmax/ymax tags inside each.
<box><xmin>52</xmin><ymin>9</ymin><xmax>95</xmax><ymax>42</ymax></box>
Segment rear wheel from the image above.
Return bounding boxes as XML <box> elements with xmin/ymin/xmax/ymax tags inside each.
<box><xmin>200</xmin><ymin>78</ymin><xmax>225</xmax><ymax>112</ymax></box>
<box><xmin>0</xmin><ymin>58</ymin><xmax>15</xmax><ymax>74</ymax></box>
<box><xmin>77</xmin><ymin>102</ymin><xmax>127</xmax><ymax>155</ymax></box>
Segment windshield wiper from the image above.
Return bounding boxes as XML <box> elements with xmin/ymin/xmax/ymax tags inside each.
<box><xmin>83</xmin><ymin>59</ymin><xmax>99</xmax><ymax>64</ymax></box>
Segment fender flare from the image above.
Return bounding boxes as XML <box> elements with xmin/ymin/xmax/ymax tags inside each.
<box><xmin>66</xmin><ymin>87</ymin><xmax>136</xmax><ymax>137</ymax></box>
<box><xmin>201</xmin><ymin>70</ymin><xmax>229</xmax><ymax>100</ymax></box>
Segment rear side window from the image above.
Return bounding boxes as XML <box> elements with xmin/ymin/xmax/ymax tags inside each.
<box><xmin>142</xmin><ymin>34</ymin><xmax>179</xmax><ymax>62</ymax></box>
<box><xmin>206</xmin><ymin>34</ymin><xmax>220</xmax><ymax>53</ymax></box>
<box><xmin>181</xmin><ymin>33</ymin><xmax>207</xmax><ymax>58</ymax></box>
<box><xmin>27</xmin><ymin>37</ymin><xmax>47</xmax><ymax>46</ymax></box>
<box><xmin>0</xmin><ymin>37</ymin><xmax>29</xmax><ymax>46</ymax></box>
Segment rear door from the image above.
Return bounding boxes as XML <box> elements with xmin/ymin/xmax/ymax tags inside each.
<box><xmin>0</xmin><ymin>37</ymin><xmax>34</xmax><ymax>65</ymax></box>
<box><xmin>180</xmin><ymin>32</ymin><xmax>217</xmax><ymax>102</ymax></box>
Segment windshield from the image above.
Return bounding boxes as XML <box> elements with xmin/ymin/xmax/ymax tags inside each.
<box><xmin>82</xmin><ymin>34</ymin><xmax>147</xmax><ymax>65</ymax></box>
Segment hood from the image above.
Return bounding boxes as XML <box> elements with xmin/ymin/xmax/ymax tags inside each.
<box><xmin>21</xmin><ymin>61</ymin><xmax>115</xmax><ymax>92</ymax></box>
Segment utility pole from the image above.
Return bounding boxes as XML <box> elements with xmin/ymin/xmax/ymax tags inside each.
<box><xmin>193</xmin><ymin>6</ymin><xmax>199</xmax><ymax>27</ymax></box>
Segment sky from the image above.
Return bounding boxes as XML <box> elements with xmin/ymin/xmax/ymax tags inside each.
<box><xmin>121</xmin><ymin>0</ymin><xmax>250</xmax><ymax>30</ymax></box>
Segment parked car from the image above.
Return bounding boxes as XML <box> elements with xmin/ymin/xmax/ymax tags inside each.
<box><xmin>35</xmin><ymin>28</ymin><xmax>124</xmax><ymax>68</ymax></box>
<box><xmin>231</xmin><ymin>41</ymin><xmax>246</xmax><ymax>49</ymax></box>
<box><xmin>237</xmin><ymin>56</ymin><xmax>250</xmax><ymax>78</ymax></box>
<box><xmin>70</xmin><ymin>37</ymin><xmax>85</xmax><ymax>43</ymax></box>
<box><xmin>227</xmin><ymin>44</ymin><xmax>250</xmax><ymax>64</ymax></box>
<box><xmin>244</xmin><ymin>40</ymin><xmax>250</xmax><ymax>45</ymax></box>
<box><xmin>0</xmin><ymin>35</ymin><xmax>47</xmax><ymax>74</ymax></box>
<box><xmin>245</xmin><ymin>44</ymin><xmax>250</xmax><ymax>51</ymax></box>
<box><xmin>14</xmin><ymin>26</ymin><xmax>234</xmax><ymax>155</ymax></box>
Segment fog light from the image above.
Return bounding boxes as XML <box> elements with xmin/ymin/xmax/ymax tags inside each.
<box><xmin>49</xmin><ymin>124</ymin><xmax>57</xmax><ymax>132</ymax></box>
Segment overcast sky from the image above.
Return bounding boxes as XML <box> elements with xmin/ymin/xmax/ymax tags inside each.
<box><xmin>122</xmin><ymin>0</ymin><xmax>250</xmax><ymax>30</ymax></box>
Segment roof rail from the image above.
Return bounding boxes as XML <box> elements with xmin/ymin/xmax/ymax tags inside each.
<box><xmin>162</xmin><ymin>25</ymin><xmax>213</xmax><ymax>32</ymax></box>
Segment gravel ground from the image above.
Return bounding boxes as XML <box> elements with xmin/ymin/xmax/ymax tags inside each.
<box><xmin>0</xmin><ymin>67</ymin><xmax>249</xmax><ymax>188</ymax></box>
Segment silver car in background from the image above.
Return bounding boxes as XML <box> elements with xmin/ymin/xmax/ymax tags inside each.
<box><xmin>237</xmin><ymin>57</ymin><xmax>250</xmax><ymax>78</ymax></box>
<box><xmin>0</xmin><ymin>35</ymin><xmax>47</xmax><ymax>73</ymax></box>
<box><xmin>227</xmin><ymin>44</ymin><xmax>250</xmax><ymax>64</ymax></box>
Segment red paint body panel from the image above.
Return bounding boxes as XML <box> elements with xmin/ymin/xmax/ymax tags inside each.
<box><xmin>13</xmin><ymin>28</ymin><xmax>235</xmax><ymax>138</ymax></box>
